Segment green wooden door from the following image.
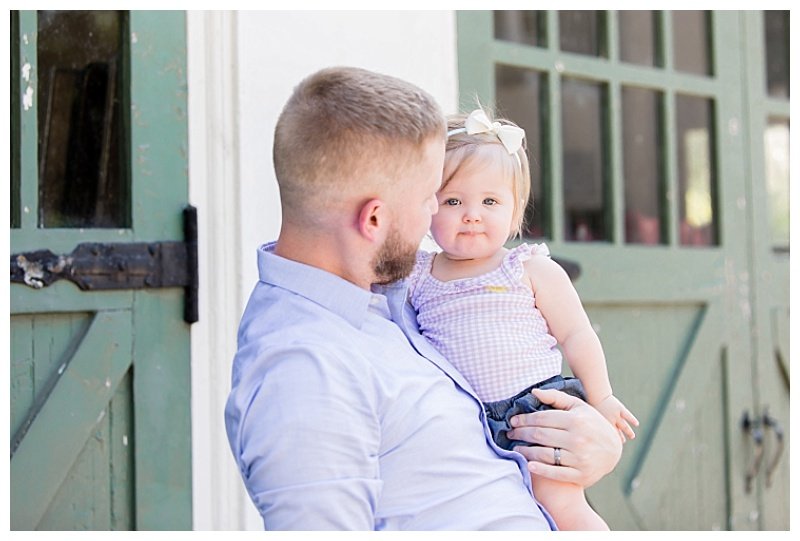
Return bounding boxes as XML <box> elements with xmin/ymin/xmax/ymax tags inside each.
<box><xmin>10</xmin><ymin>11</ymin><xmax>192</xmax><ymax>530</ymax></box>
<box><xmin>457</xmin><ymin>10</ymin><xmax>788</xmax><ymax>530</ymax></box>
<box><xmin>739</xmin><ymin>11</ymin><xmax>790</xmax><ymax>530</ymax></box>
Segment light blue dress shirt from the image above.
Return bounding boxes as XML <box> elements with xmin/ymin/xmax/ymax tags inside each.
<box><xmin>224</xmin><ymin>243</ymin><xmax>555</xmax><ymax>530</ymax></box>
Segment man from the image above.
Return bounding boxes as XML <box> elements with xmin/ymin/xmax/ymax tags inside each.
<box><xmin>225</xmin><ymin>66</ymin><xmax>621</xmax><ymax>530</ymax></box>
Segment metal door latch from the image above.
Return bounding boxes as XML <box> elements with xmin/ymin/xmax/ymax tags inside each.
<box><xmin>741</xmin><ymin>411</ymin><xmax>764</xmax><ymax>494</ymax></box>
<box><xmin>741</xmin><ymin>408</ymin><xmax>786</xmax><ymax>493</ymax></box>
<box><xmin>761</xmin><ymin>408</ymin><xmax>785</xmax><ymax>488</ymax></box>
<box><xmin>10</xmin><ymin>206</ymin><xmax>198</xmax><ymax>323</ymax></box>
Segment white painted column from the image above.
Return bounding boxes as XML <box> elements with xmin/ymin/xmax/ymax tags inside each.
<box><xmin>187</xmin><ymin>10</ymin><xmax>262</xmax><ymax>531</ymax></box>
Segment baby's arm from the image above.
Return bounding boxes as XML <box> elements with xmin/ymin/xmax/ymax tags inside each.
<box><xmin>524</xmin><ymin>255</ymin><xmax>638</xmax><ymax>440</ymax></box>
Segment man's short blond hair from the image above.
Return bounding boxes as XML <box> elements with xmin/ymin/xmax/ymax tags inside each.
<box><xmin>274</xmin><ymin>67</ymin><xmax>445</xmax><ymax>221</ymax></box>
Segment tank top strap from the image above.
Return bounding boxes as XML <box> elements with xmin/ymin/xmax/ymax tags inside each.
<box><xmin>500</xmin><ymin>243</ymin><xmax>551</xmax><ymax>282</ymax></box>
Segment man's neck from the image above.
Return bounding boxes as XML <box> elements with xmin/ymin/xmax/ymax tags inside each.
<box><xmin>274</xmin><ymin>224</ymin><xmax>374</xmax><ymax>290</ymax></box>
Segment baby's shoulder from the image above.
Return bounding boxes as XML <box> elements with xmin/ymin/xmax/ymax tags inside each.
<box><xmin>521</xmin><ymin>244</ymin><xmax>573</xmax><ymax>289</ymax></box>
<box><xmin>499</xmin><ymin>243</ymin><xmax>547</xmax><ymax>285</ymax></box>
<box><xmin>508</xmin><ymin>242</ymin><xmax>550</xmax><ymax>269</ymax></box>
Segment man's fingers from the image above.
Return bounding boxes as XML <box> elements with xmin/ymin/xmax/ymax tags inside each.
<box><xmin>528</xmin><ymin>461</ymin><xmax>582</xmax><ymax>484</ymax></box>
<box><xmin>529</xmin><ymin>388</ymin><xmax>583</xmax><ymax>411</ymax></box>
<box><xmin>513</xmin><ymin>444</ymin><xmax>571</xmax><ymax>467</ymax></box>
<box><xmin>510</xmin><ymin>389</ymin><xmax>588</xmax><ymax>431</ymax></box>
<box><xmin>507</xmin><ymin>426</ymin><xmax>569</xmax><ymax>449</ymax></box>
<box><xmin>515</xmin><ymin>444</ymin><xmax>583</xmax><ymax>483</ymax></box>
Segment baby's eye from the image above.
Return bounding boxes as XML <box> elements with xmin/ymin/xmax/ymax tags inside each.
<box><xmin>443</xmin><ymin>198</ymin><xmax>461</xmax><ymax>206</ymax></box>
<box><xmin>483</xmin><ymin>198</ymin><xmax>498</xmax><ymax>206</ymax></box>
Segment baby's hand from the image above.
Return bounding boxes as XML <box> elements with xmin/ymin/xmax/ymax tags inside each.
<box><xmin>594</xmin><ymin>395</ymin><xmax>639</xmax><ymax>442</ymax></box>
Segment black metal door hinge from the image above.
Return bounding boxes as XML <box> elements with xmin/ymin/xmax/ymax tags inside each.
<box><xmin>11</xmin><ymin>205</ymin><xmax>199</xmax><ymax>324</ymax></box>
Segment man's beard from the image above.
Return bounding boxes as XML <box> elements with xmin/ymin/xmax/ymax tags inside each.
<box><xmin>372</xmin><ymin>227</ymin><xmax>418</xmax><ymax>285</ymax></box>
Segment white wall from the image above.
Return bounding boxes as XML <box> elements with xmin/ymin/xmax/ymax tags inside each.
<box><xmin>188</xmin><ymin>10</ymin><xmax>458</xmax><ymax>530</ymax></box>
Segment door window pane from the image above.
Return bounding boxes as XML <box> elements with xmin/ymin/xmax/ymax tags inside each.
<box><xmin>764</xmin><ymin>11</ymin><xmax>789</xmax><ymax>99</ymax></box>
<box><xmin>495</xmin><ymin>64</ymin><xmax>547</xmax><ymax>238</ymax></box>
<box><xmin>676</xmin><ymin>94</ymin><xmax>717</xmax><ymax>246</ymax></box>
<box><xmin>561</xmin><ymin>78</ymin><xmax>608</xmax><ymax>241</ymax></box>
<box><xmin>672</xmin><ymin>11</ymin><xmax>712</xmax><ymax>76</ymax></box>
<box><xmin>619</xmin><ymin>11</ymin><xmax>659</xmax><ymax>67</ymax></box>
<box><xmin>37</xmin><ymin>10</ymin><xmax>129</xmax><ymax>228</ymax></box>
<box><xmin>622</xmin><ymin>87</ymin><xmax>664</xmax><ymax>245</ymax></box>
<box><xmin>764</xmin><ymin>118</ymin><xmax>789</xmax><ymax>249</ymax></box>
<box><xmin>560</xmin><ymin>11</ymin><xmax>606</xmax><ymax>57</ymax></box>
<box><xmin>494</xmin><ymin>11</ymin><xmax>545</xmax><ymax>47</ymax></box>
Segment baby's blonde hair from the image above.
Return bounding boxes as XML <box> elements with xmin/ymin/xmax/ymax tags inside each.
<box><xmin>442</xmin><ymin>109</ymin><xmax>531</xmax><ymax>239</ymax></box>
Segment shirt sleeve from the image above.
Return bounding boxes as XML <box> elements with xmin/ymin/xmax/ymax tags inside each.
<box><xmin>226</xmin><ymin>342</ymin><xmax>382</xmax><ymax>530</ymax></box>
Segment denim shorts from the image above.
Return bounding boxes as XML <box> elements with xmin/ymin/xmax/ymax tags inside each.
<box><xmin>484</xmin><ymin>375</ymin><xmax>586</xmax><ymax>451</ymax></box>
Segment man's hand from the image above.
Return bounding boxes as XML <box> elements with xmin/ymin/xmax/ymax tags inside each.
<box><xmin>506</xmin><ymin>388</ymin><xmax>622</xmax><ymax>488</ymax></box>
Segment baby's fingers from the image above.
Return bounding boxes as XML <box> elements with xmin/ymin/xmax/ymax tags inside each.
<box><xmin>622</xmin><ymin>408</ymin><xmax>640</xmax><ymax>427</ymax></box>
<box><xmin>618</xmin><ymin>419</ymin><xmax>636</xmax><ymax>441</ymax></box>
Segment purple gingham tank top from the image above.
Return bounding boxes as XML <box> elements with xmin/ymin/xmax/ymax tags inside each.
<box><xmin>407</xmin><ymin>243</ymin><xmax>562</xmax><ymax>402</ymax></box>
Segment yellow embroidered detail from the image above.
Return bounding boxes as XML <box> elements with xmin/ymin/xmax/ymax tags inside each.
<box><xmin>484</xmin><ymin>285</ymin><xmax>509</xmax><ymax>293</ymax></box>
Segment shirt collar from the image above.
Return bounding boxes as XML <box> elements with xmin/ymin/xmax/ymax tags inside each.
<box><xmin>257</xmin><ymin>242</ymin><xmax>377</xmax><ymax>329</ymax></box>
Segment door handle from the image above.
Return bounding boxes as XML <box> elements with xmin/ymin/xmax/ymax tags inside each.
<box><xmin>741</xmin><ymin>411</ymin><xmax>764</xmax><ymax>494</ymax></box>
<box><xmin>762</xmin><ymin>409</ymin><xmax>785</xmax><ymax>488</ymax></box>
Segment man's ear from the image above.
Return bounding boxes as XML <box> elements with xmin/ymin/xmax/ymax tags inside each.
<box><xmin>357</xmin><ymin>198</ymin><xmax>386</xmax><ymax>242</ymax></box>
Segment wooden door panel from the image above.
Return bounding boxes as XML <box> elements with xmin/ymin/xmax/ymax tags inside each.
<box><xmin>130</xmin><ymin>289</ymin><xmax>193</xmax><ymax>528</ymax></box>
<box><xmin>37</xmin><ymin>371</ymin><xmax>134</xmax><ymax>530</ymax></box>
<box><xmin>761</xmin><ymin>303</ymin><xmax>789</xmax><ymax>529</ymax></box>
<box><xmin>586</xmin><ymin>301</ymin><xmax>729</xmax><ymax>529</ymax></box>
<box><xmin>579</xmin><ymin>303</ymin><xmax>713</xmax><ymax>530</ymax></box>
<box><xmin>10</xmin><ymin>310</ymin><xmax>133</xmax><ymax>530</ymax></box>
<box><xmin>625</xmin><ymin>303</ymin><xmax>728</xmax><ymax>530</ymax></box>
<box><xmin>11</xmin><ymin>312</ymin><xmax>93</xmax><ymax>439</ymax></box>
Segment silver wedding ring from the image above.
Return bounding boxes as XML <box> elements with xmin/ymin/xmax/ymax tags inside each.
<box><xmin>553</xmin><ymin>447</ymin><xmax>562</xmax><ymax>466</ymax></box>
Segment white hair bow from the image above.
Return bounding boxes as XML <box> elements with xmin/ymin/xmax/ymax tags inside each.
<box><xmin>447</xmin><ymin>109</ymin><xmax>526</xmax><ymax>155</ymax></box>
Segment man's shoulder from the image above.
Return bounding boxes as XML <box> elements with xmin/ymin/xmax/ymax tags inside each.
<box><xmin>231</xmin><ymin>288</ymin><xmax>376</xmax><ymax>399</ymax></box>
<box><xmin>240</xmin><ymin>282</ymin><xmax>353</xmax><ymax>343</ymax></box>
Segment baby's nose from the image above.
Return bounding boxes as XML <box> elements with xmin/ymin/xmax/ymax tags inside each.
<box><xmin>463</xmin><ymin>209</ymin><xmax>481</xmax><ymax>223</ymax></box>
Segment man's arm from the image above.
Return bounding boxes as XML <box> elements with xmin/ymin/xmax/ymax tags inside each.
<box><xmin>506</xmin><ymin>388</ymin><xmax>622</xmax><ymax>488</ymax></box>
<box><xmin>226</xmin><ymin>345</ymin><xmax>381</xmax><ymax>529</ymax></box>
